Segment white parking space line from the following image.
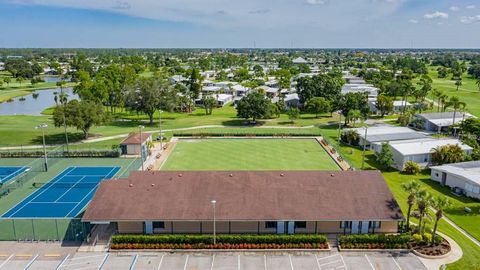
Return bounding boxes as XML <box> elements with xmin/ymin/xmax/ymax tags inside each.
<box><xmin>98</xmin><ymin>253</ymin><xmax>109</xmax><ymax>269</ymax></box>
<box><xmin>70</xmin><ymin>254</ymin><xmax>106</xmax><ymax>261</ymax></box>
<box><xmin>0</xmin><ymin>254</ymin><xmax>13</xmax><ymax>269</ymax></box>
<box><xmin>55</xmin><ymin>254</ymin><xmax>70</xmax><ymax>269</ymax></box>
<box><xmin>319</xmin><ymin>260</ymin><xmax>342</xmax><ymax>267</ymax></box>
<box><xmin>391</xmin><ymin>256</ymin><xmax>402</xmax><ymax>270</ymax></box>
<box><xmin>157</xmin><ymin>254</ymin><xmax>164</xmax><ymax>270</ymax></box>
<box><xmin>289</xmin><ymin>255</ymin><xmax>294</xmax><ymax>270</ymax></box>
<box><xmin>264</xmin><ymin>254</ymin><xmax>267</xmax><ymax>270</ymax></box>
<box><xmin>211</xmin><ymin>255</ymin><xmax>215</xmax><ymax>270</ymax></box>
<box><xmin>129</xmin><ymin>254</ymin><xmax>138</xmax><ymax>270</ymax></box>
<box><xmin>183</xmin><ymin>255</ymin><xmax>189</xmax><ymax>270</ymax></box>
<box><xmin>24</xmin><ymin>254</ymin><xmax>39</xmax><ymax>270</ymax></box>
<box><xmin>339</xmin><ymin>254</ymin><xmax>348</xmax><ymax>270</ymax></box>
<box><xmin>237</xmin><ymin>255</ymin><xmax>240</xmax><ymax>270</ymax></box>
<box><xmin>317</xmin><ymin>254</ymin><xmax>341</xmax><ymax>261</ymax></box>
<box><xmin>364</xmin><ymin>254</ymin><xmax>375</xmax><ymax>270</ymax></box>
<box><xmin>314</xmin><ymin>254</ymin><xmax>322</xmax><ymax>270</ymax></box>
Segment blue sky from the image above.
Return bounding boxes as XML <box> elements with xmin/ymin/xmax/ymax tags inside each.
<box><xmin>0</xmin><ymin>0</ymin><xmax>479</xmax><ymax>48</ymax></box>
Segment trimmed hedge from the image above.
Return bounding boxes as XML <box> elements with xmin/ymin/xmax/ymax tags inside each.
<box><xmin>339</xmin><ymin>234</ymin><xmax>411</xmax><ymax>249</ymax></box>
<box><xmin>111</xmin><ymin>242</ymin><xmax>327</xmax><ymax>250</ymax></box>
<box><xmin>0</xmin><ymin>150</ymin><xmax>120</xmax><ymax>158</ymax></box>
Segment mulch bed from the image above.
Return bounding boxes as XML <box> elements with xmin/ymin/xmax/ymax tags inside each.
<box><xmin>412</xmin><ymin>239</ymin><xmax>451</xmax><ymax>256</ymax></box>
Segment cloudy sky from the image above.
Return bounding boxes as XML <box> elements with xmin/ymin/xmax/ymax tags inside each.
<box><xmin>0</xmin><ymin>0</ymin><xmax>479</xmax><ymax>48</ymax></box>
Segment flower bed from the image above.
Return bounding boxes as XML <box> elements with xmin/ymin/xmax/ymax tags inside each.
<box><xmin>338</xmin><ymin>234</ymin><xmax>411</xmax><ymax>249</ymax></box>
<box><xmin>111</xmin><ymin>234</ymin><xmax>328</xmax><ymax>250</ymax></box>
<box><xmin>411</xmin><ymin>234</ymin><xmax>451</xmax><ymax>257</ymax></box>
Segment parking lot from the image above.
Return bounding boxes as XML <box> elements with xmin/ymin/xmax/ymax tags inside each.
<box><xmin>0</xmin><ymin>251</ymin><xmax>427</xmax><ymax>270</ymax></box>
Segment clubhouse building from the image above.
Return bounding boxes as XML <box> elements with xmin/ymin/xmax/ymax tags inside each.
<box><xmin>82</xmin><ymin>171</ymin><xmax>404</xmax><ymax>235</ymax></box>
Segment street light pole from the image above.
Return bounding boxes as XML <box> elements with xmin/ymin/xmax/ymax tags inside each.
<box><xmin>211</xmin><ymin>200</ymin><xmax>217</xmax><ymax>245</ymax></box>
<box><xmin>337</xmin><ymin>111</ymin><xmax>342</xmax><ymax>152</ymax></box>
<box><xmin>139</xmin><ymin>125</ymin><xmax>145</xmax><ymax>171</ymax></box>
<box><xmin>361</xmin><ymin>126</ymin><xmax>368</xmax><ymax>170</ymax></box>
<box><xmin>158</xmin><ymin>109</ymin><xmax>163</xmax><ymax>151</ymax></box>
<box><xmin>59</xmin><ymin>85</ymin><xmax>69</xmax><ymax>153</ymax></box>
<box><xmin>36</xmin><ymin>124</ymin><xmax>48</xmax><ymax>172</ymax></box>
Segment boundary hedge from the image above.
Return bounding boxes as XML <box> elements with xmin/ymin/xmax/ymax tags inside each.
<box><xmin>339</xmin><ymin>234</ymin><xmax>411</xmax><ymax>249</ymax></box>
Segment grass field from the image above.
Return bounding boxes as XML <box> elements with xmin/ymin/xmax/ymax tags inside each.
<box><xmin>161</xmin><ymin>138</ymin><xmax>339</xmax><ymax>171</ymax></box>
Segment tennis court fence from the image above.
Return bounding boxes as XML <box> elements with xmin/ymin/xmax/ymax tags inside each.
<box><xmin>0</xmin><ymin>218</ymin><xmax>91</xmax><ymax>242</ymax></box>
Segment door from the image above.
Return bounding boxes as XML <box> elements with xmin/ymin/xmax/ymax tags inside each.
<box><xmin>441</xmin><ymin>172</ymin><xmax>447</xmax><ymax>186</ymax></box>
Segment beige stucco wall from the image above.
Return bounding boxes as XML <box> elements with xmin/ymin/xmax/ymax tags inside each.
<box><xmin>294</xmin><ymin>221</ymin><xmax>316</xmax><ymax>234</ymax></box>
<box><xmin>317</xmin><ymin>221</ymin><xmax>346</xmax><ymax>233</ymax></box>
<box><xmin>230</xmin><ymin>221</ymin><xmax>259</xmax><ymax>233</ymax></box>
<box><xmin>117</xmin><ymin>222</ymin><xmax>143</xmax><ymax>234</ymax></box>
<box><xmin>201</xmin><ymin>221</ymin><xmax>230</xmax><ymax>233</ymax></box>
<box><xmin>373</xmin><ymin>221</ymin><xmax>398</xmax><ymax>233</ymax></box>
<box><xmin>171</xmin><ymin>221</ymin><xmax>201</xmax><ymax>233</ymax></box>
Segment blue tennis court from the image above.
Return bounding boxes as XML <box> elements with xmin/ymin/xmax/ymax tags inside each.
<box><xmin>0</xmin><ymin>166</ymin><xmax>30</xmax><ymax>185</ymax></box>
<box><xmin>2</xmin><ymin>166</ymin><xmax>120</xmax><ymax>218</ymax></box>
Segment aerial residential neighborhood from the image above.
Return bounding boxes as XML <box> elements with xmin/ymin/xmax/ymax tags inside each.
<box><xmin>0</xmin><ymin>1</ymin><xmax>480</xmax><ymax>270</ymax></box>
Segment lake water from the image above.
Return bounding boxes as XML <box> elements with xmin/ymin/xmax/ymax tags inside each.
<box><xmin>0</xmin><ymin>88</ymin><xmax>79</xmax><ymax>116</ymax></box>
<box><xmin>41</xmin><ymin>76</ymin><xmax>70</xmax><ymax>83</ymax></box>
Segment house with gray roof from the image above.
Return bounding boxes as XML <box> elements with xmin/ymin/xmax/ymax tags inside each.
<box><xmin>414</xmin><ymin>112</ymin><xmax>474</xmax><ymax>133</ymax></box>
<box><xmin>431</xmin><ymin>161</ymin><xmax>480</xmax><ymax>199</ymax></box>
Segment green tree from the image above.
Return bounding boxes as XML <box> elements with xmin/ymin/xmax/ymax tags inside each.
<box><xmin>431</xmin><ymin>144</ymin><xmax>466</xmax><ymax>165</ymax></box>
<box><xmin>306</xmin><ymin>97</ymin><xmax>331</xmax><ymax>118</ymax></box>
<box><xmin>431</xmin><ymin>197</ymin><xmax>451</xmax><ymax>246</ymax></box>
<box><xmin>347</xmin><ymin>109</ymin><xmax>362</xmax><ymax>127</ymax></box>
<box><xmin>401</xmin><ymin>180</ymin><xmax>422</xmax><ymax>231</ymax></box>
<box><xmin>416</xmin><ymin>190</ymin><xmax>433</xmax><ymax>234</ymax></box>
<box><xmin>339</xmin><ymin>92</ymin><xmax>369</xmax><ymax>124</ymax></box>
<box><xmin>476</xmin><ymin>78</ymin><xmax>480</xmax><ymax>91</ymax></box>
<box><xmin>202</xmin><ymin>95</ymin><xmax>216</xmax><ymax>115</ymax></box>
<box><xmin>445</xmin><ymin>96</ymin><xmax>466</xmax><ymax>125</ymax></box>
<box><xmin>287</xmin><ymin>108</ymin><xmax>300</xmax><ymax>123</ymax></box>
<box><xmin>252</xmin><ymin>65</ymin><xmax>264</xmax><ymax>77</ymax></box>
<box><xmin>16</xmin><ymin>76</ymin><xmax>25</xmax><ymax>86</ymax></box>
<box><xmin>455</xmin><ymin>78</ymin><xmax>462</xmax><ymax>91</ymax></box>
<box><xmin>3</xmin><ymin>77</ymin><xmax>11</xmax><ymax>86</ymax></box>
<box><xmin>124</xmin><ymin>76</ymin><xmax>178</xmax><ymax>124</ymax></box>
<box><xmin>377</xmin><ymin>142</ymin><xmax>394</xmax><ymax>168</ymax></box>
<box><xmin>236</xmin><ymin>91</ymin><xmax>270</xmax><ymax>123</ymax></box>
<box><xmin>187</xmin><ymin>68</ymin><xmax>202</xmax><ymax>101</ymax></box>
<box><xmin>403</xmin><ymin>161</ymin><xmax>421</xmax><ymax>175</ymax></box>
<box><xmin>53</xmin><ymin>100</ymin><xmax>108</xmax><ymax>139</ymax></box>
<box><xmin>375</xmin><ymin>94</ymin><xmax>393</xmax><ymax>117</ymax></box>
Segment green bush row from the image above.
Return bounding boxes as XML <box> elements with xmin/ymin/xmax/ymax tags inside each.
<box><xmin>339</xmin><ymin>234</ymin><xmax>411</xmax><ymax>245</ymax></box>
<box><xmin>112</xmin><ymin>234</ymin><xmax>328</xmax><ymax>245</ymax></box>
<box><xmin>0</xmin><ymin>150</ymin><xmax>120</xmax><ymax>158</ymax></box>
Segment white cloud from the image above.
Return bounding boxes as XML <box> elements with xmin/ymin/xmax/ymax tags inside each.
<box><xmin>466</xmin><ymin>5</ymin><xmax>476</xmax><ymax>9</ymax></box>
<box><xmin>424</xmin><ymin>11</ymin><xmax>448</xmax><ymax>19</ymax></box>
<box><xmin>408</xmin><ymin>19</ymin><xmax>418</xmax><ymax>24</ymax></box>
<box><xmin>460</xmin><ymin>15</ymin><xmax>480</xmax><ymax>24</ymax></box>
<box><xmin>449</xmin><ymin>6</ymin><xmax>460</xmax><ymax>12</ymax></box>
<box><xmin>306</xmin><ymin>0</ymin><xmax>327</xmax><ymax>5</ymax></box>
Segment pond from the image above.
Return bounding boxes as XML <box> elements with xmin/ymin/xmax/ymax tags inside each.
<box><xmin>41</xmin><ymin>76</ymin><xmax>70</xmax><ymax>83</ymax></box>
<box><xmin>0</xmin><ymin>88</ymin><xmax>79</xmax><ymax>116</ymax></box>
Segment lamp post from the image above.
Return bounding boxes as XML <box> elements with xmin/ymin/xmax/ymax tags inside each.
<box><xmin>139</xmin><ymin>125</ymin><xmax>145</xmax><ymax>171</ymax></box>
<box><xmin>35</xmin><ymin>124</ymin><xmax>48</xmax><ymax>171</ymax></box>
<box><xmin>337</xmin><ymin>111</ymin><xmax>342</xmax><ymax>152</ymax></box>
<box><xmin>211</xmin><ymin>200</ymin><xmax>217</xmax><ymax>245</ymax></box>
<box><xmin>158</xmin><ymin>109</ymin><xmax>163</xmax><ymax>151</ymax></box>
<box><xmin>361</xmin><ymin>126</ymin><xmax>368</xmax><ymax>170</ymax></box>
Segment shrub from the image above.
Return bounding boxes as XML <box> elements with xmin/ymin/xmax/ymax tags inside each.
<box><xmin>422</xmin><ymin>233</ymin><xmax>432</xmax><ymax>243</ymax></box>
<box><xmin>403</xmin><ymin>161</ymin><xmax>421</xmax><ymax>175</ymax></box>
<box><xmin>434</xmin><ymin>235</ymin><xmax>443</xmax><ymax>244</ymax></box>
<box><xmin>339</xmin><ymin>234</ymin><xmax>411</xmax><ymax>249</ymax></box>
<box><xmin>0</xmin><ymin>150</ymin><xmax>120</xmax><ymax>158</ymax></box>
<box><xmin>412</xmin><ymin>234</ymin><xmax>423</xmax><ymax>243</ymax></box>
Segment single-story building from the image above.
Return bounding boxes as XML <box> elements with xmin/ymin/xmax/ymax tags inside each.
<box><xmin>201</xmin><ymin>86</ymin><xmax>222</xmax><ymax>94</ymax></box>
<box><xmin>82</xmin><ymin>171</ymin><xmax>404</xmax><ymax>235</ymax></box>
<box><xmin>376</xmin><ymin>138</ymin><xmax>473</xmax><ymax>170</ymax></box>
<box><xmin>369</xmin><ymin>100</ymin><xmax>412</xmax><ymax>115</ymax></box>
<box><xmin>430</xmin><ymin>161</ymin><xmax>480</xmax><ymax>199</ymax></box>
<box><xmin>119</xmin><ymin>132</ymin><xmax>152</xmax><ymax>158</ymax></box>
<box><xmin>347</xmin><ymin>126</ymin><xmax>429</xmax><ymax>151</ymax></box>
<box><xmin>414</xmin><ymin>112</ymin><xmax>474</xmax><ymax>133</ymax></box>
<box><xmin>341</xmin><ymin>84</ymin><xmax>378</xmax><ymax>99</ymax></box>
<box><xmin>169</xmin><ymin>75</ymin><xmax>187</xmax><ymax>85</ymax></box>
<box><xmin>292</xmin><ymin>57</ymin><xmax>308</xmax><ymax>64</ymax></box>
<box><xmin>284</xmin><ymin>93</ymin><xmax>300</xmax><ymax>108</ymax></box>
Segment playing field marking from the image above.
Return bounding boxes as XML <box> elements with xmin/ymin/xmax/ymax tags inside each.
<box><xmin>0</xmin><ymin>254</ymin><xmax>13</xmax><ymax>269</ymax></box>
<box><xmin>55</xmin><ymin>176</ymin><xmax>86</xmax><ymax>202</ymax></box>
<box><xmin>157</xmin><ymin>254</ymin><xmax>164</xmax><ymax>270</ymax></box>
<box><xmin>55</xmin><ymin>254</ymin><xmax>70</xmax><ymax>270</ymax></box>
<box><xmin>24</xmin><ymin>254</ymin><xmax>39</xmax><ymax>270</ymax></box>
<box><xmin>183</xmin><ymin>255</ymin><xmax>189</xmax><ymax>270</ymax></box>
<box><xmin>364</xmin><ymin>254</ymin><xmax>375</xmax><ymax>270</ymax></box>
<box><xmin>0</xmin><ymin>166</ymin><xmax>29</xmax><ymax>184</ymax></box>
<box><xmin>391</xmin><ymin>256</ymin><xmax>402</xmax><ymax>270</ymax></box>
<box><xmin>1</xmin><ymin>167</ymin><xmax>75</xmax><ymax>217</ymax></box>
<box><xmin>288</xmin><ymin>254</ymin><xmax>294</xmax><ymax>270</ymax></box>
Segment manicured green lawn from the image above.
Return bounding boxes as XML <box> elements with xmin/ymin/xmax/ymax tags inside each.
<box><xmin>162</xmin><ymin>138</ymin><xmax>339</xmax><ymax>171</ymax></box>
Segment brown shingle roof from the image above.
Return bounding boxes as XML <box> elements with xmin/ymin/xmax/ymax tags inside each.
<box><xmin>120</xmin><ymin>132</ymin><xmax>152</xmax><ymax>145</ymax></box>
<box><xmin>82</xmin><ymin>171</ymin><xmax>404</xmax><ymax>222</ymax></box>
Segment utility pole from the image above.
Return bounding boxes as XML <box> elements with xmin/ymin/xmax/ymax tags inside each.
<box><xmin>361</xmin><ymin>126</ymin><xmax>368</xmax><ymax>170</ymax></box>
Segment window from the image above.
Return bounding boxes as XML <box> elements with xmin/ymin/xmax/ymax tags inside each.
<box><xmin>369</xmin><ymin>221</ymin><xmax>381</xmax><ymax>229</ymax></box>
<box><xmin>265</xmin><ymin>221</ymin><xmax>277</xmax><ymax>229</ymax></box>
<box><xmin>294</xmin><ymin>221</ymin><xmax>307</xmax><ymax>229</ymax></box>
<box><xmin>435</xmin><ymin>173</ymin><xmax>439</xmax><ymax>177</ymax></box>
<box><xmin>153</xmin><ymin>221</ymin><xmax>165</xmax><ymax>229</ymax></box>
<box><xmin>340</xmin><ymin>221</ymin><xmax>352</xmax><ymax>229</ymax></box>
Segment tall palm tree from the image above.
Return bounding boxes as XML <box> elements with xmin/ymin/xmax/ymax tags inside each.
<box><xmin>401</xmin><ymin>180</ymin><xmax>422</xmax><ymax>231</ymax></box>
<box><xmin>431</xmin><ymin>197</ymin><xmax>451</xmax><ymax>246</ymax></box>
<box><xmin>445</xmin><ymin>96</ymin><xmax>466</xmax><ymax>125</ymax></box>
<box><xmin>455</xmin><ymin>78</ymin><xmax>462</xmax><ymax>91</ymax></box>
<box><xmin>439</xmin><ymin>94</ymin><xmax>449</xmax><ymax>112</ymax></box>
<box><xmin>416</xmin><ymin>190</ymin><xmax>433</xmax><ymax>234</ymax></box>
<box><xmin>347</xmin><ymin>109</ymin><xmax>362</xmax><ymax>127</ymax></box>
<box><xmin>431</xmin><ymin>89</ymin><xmax>442</xmax><ymax>112</ymax></box>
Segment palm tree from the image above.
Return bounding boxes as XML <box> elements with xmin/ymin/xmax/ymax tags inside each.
<box><xmin>401</xmin><ymin>180</ymin><xmax>422</xmax><ymax>231</ymax></box>
<box><xmin>431</xmin><ymin>197</ymin><xmax>451</xmax><ymax>246</ymax></box>
<box><xmin>416</xmin><ymin>190</ymin><xmax>433</xmax><ymax>234</ymax></box>
<box><xmin>476</xmin><ymin>78</ymin><xmax>480</xmax><ymax>91</ymax></box>
<box><xmin>455</xmin><ymin>78</ymin><xmax>462</xmax><ymax>91</ymax></box>
<box><xmin>431</xmin><ymin>89</ymin><xmax>442</xmax><ymax>112</ymax></box>
<box><xmin>347</xmin><ymin>109</ymin><xmax>362</xmax><ymax>127</ymax></box>
<box><xmin>439</xmin><ymin>93</ymin><xmax>449</xmax><ymax>112</ymax></box>
<box><xmin>445</xmin><ymin>96</ymin><xmax>466</xmax><ymax>125</ymax></box>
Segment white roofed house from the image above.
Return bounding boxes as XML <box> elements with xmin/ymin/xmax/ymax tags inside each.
<box><xmin>284</xmin><ymin>93</ymin><xmax>300</xmax><ymax>108</ymax></box>
<box><xmin>349</xmin><ymin>126</ymin><xmax>429</xmax><ymax>151</ymax></box>
<box><xmin>201</xmin><ymin>86</ymin><xmax>222</xmax><ymax>95</ymax></box>
<box><xmin>230</xmin><ymin>84</ymin><xmax>250</xmax><ymax>97</ymax></box>
<box><xmin>341</xmin><ymin>84</ymin><xmax>379</xmax><ymax>99</ymax></box>
<box><xmin>169</xmin><ymin>75</ymin><xmax>187</xmax><ymax>85</ymax></box>
<box><xmin>430</xmin><ymin>161</ymin><xmax>480</xmax><ymax>199</ymax></box>
<box><xmin>375</xmin><ymin>138</ymin><xmax>473</xmax><ymax>170</ymax></box>
<box><xmin>369</xmin><ymin>100</ymin><xmax>412</xmax><ymax>114</ymax></box>
<box><xmin>414</xmin><ymin>112</ymin><xmax>474</xmax><ymax>133</ymax></box>
<box><xmin>292</xmin><ymin>57</ymin><xmax>308</xmax><ymax>64</ymax></box>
